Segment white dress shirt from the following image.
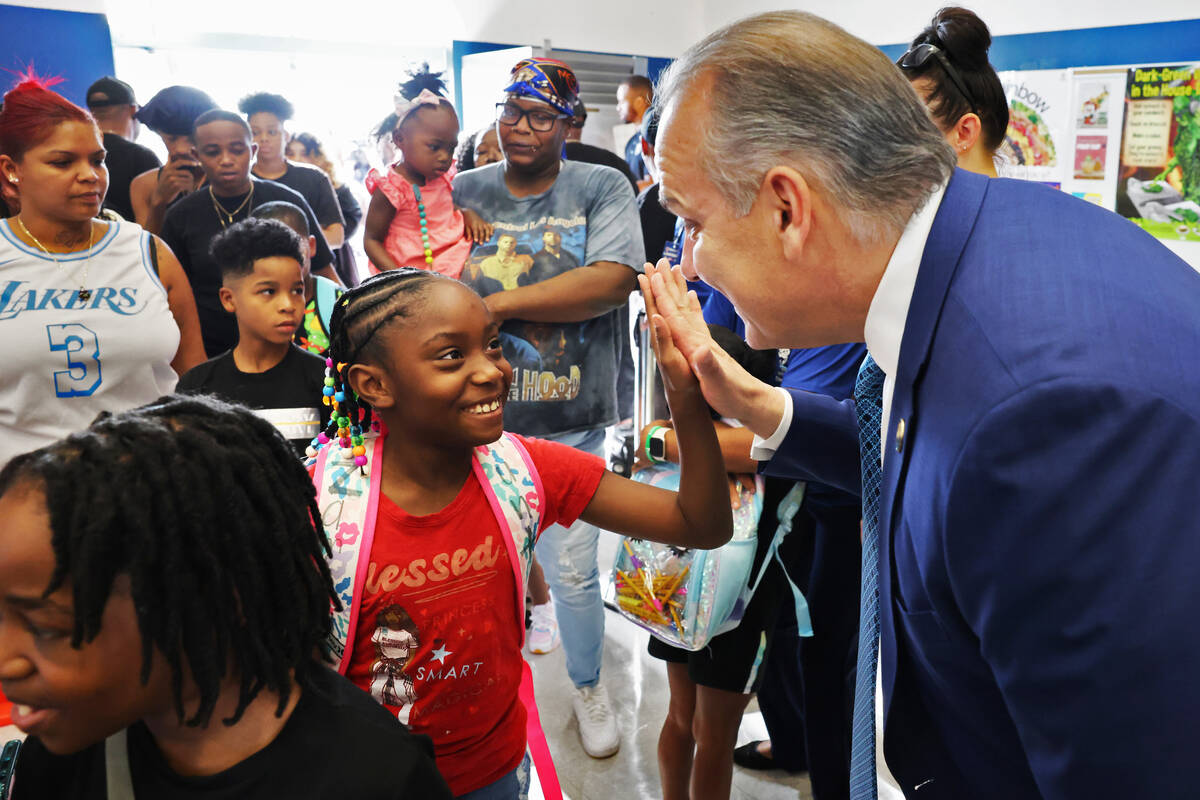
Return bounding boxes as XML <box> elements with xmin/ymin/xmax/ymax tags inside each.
<box><xmin>752</xmin><ymin>181</ymin><xmax>948</xmax><ymax>797</ymax></box>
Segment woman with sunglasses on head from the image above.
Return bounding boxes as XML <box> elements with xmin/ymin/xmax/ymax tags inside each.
<box><xmin>897</xmin><ymin>6</ymin><xmax>1009</xmax><ymax>177</ymax></box>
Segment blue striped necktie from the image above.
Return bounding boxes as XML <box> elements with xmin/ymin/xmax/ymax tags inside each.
<box><xmin>849</xmin><ymin>353</ymin><xmax>885</xmax><ymax>800</ymax></box>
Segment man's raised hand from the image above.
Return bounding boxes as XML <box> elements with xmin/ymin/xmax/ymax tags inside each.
<box><xmin>637</xmin><ymin>260</ymin><xmax>786</xmax><ymax>438</ymax></box>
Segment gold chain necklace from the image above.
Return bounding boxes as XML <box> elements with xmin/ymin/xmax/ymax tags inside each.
<box><xmin>15</xmin><ymin>216</ymin><xmax>95</xmax><ymax>302</ymax></box>
<box><xmin>210</xmin><ymin>184</ymin><xmax>254</xmax><ymax>228</ymax></box>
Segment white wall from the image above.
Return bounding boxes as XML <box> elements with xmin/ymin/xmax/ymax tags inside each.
<box><xmin>8</xmin><ymin>0</ymin><xmax>1196</xmax><ymax>56</ymax></box>
<box><xmin>5</xmin><ymin>0</ymin><xmax>700</xmax><ymax>57</ymax></box>
<box><xmin>452</xmin><ymin>0</ymin><xmax>701</xmax><ymax>56</ymax></box>
<box><xmin>700</xmin><ymin>1</ymin><xmax>1199</xmax><ymax>47</ymax></box>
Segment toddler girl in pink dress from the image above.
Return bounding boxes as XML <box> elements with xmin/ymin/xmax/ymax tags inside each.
<box><xmin>363</xmin><ymin>67</ymin><xmax>491</xmax><ymax>278</ymax></box>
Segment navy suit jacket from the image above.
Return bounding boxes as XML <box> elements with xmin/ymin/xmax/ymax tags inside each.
<box><xmin>766</xmin><ymin>169</ymin><xmax>1200</xmax><ymax>798</ymax></box>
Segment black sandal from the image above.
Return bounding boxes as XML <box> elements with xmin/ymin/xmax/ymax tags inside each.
<box><xmin>733</xmin><ymin>740</ymin><xmax>777</xmax><ymax>771</ymax></box>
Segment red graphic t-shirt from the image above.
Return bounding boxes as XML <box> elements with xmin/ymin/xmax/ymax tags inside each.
<box><xmin>345</xmin><ymin>435</ymin><xmax>605</xmax><ymax>796</ymax></box>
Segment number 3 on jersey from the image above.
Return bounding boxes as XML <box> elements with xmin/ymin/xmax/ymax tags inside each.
<box><xmin>46</xmin><ymin>323</ymin><xmax>102</xmax><ymax>398</ymax></box>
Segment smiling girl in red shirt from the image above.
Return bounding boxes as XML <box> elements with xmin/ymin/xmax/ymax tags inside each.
<box><xmin>308</xmin><ymin>265</ymin><xmax>731</xmax><ymax>798</ymax></box>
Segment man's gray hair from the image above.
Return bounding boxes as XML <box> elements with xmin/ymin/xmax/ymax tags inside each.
<box><xmin>657</xmin><ymin>11</ymin><xmax>956</xmax><ymax>240</ymax></box>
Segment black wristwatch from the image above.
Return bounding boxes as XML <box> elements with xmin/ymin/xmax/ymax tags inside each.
<box><xmin>647</xmin><ymin>426</ymin><xmax>669</xmax><ymax>463</ymax></box>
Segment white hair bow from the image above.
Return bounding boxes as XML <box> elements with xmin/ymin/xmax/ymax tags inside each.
<box><xmin>393</xmin><ymin>88</ymin><xmax>444</xmax><ymax>123</ymax></box>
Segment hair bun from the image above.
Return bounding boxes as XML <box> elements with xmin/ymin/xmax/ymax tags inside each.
<box><xmin>398</xmin><ymin>63</ymin><xmax>448</xmax><ymax>101</ymax></box>
<box><xmin>918</xmin><ymin>6</ymin><xmax>992</xmax><ymax>70</ymax></box>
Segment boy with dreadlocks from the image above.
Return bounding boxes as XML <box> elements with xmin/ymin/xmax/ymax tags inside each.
<box><xmin>177</xmin><ymin>217</ymin><xmax>328</xmax><ymax>454</ymax></box>
<box><xmin>0</xmin><ymin>395</ymin><xmax>451</xmax><ymax>798</ymax></box>
<box><xmin>307</xmin><ymin>264</ymin><xmax>732</xmax><ymax>798</ymax></box>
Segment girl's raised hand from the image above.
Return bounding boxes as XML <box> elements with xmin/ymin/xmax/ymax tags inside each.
<box><xmin>461</xmin><ymin>209</ymin><xmax>494</xmax><ymax>244</ymax></box>
<box><xmin>639</xmin><ymin>261</ymin><xmax>700</xmax><ymax>396</ymax></box>
<box><xmin>640</xmin><ymin>259</ymin><xmax>711</xmax><ymax>365</ymax></box>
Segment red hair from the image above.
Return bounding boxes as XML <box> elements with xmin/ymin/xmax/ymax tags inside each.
<box><xmin>0</xmin><ymin>70</ymin><xmax>95</xmax><ymax>162</ymax></box>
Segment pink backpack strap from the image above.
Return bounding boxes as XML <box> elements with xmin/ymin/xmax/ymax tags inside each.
<box><xmin>314</xmin><ymin>434</ymin><xmax>384</xmax><ymax>675</ymax></box>
<box><xmin>521</xmin><ymin>660</ymin><xmax>563</xmax><ymax>800</ymax></box>
<box><xmin>471</xmin><ymin>433</ymin><xmax>559</xmax><ymax>800</ymax></box>
<box><xmin>471</xmin><ymin>433</ymin><xmax>543</xmax><ymax>634</ymax></box>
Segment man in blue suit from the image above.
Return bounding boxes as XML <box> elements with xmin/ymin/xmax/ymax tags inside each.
<box><xmin>643</xmin><ymin>10</ymin><xmax>1200</xmax><ymax>800</ymax></box>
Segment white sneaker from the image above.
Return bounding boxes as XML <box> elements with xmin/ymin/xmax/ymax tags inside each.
<box><xmin>527</xmin><ymin>603</ymin><xmax>561</xmax><ymax>654</ymax></box>
<box><xmin>572</xmin><ymin>683</ymin><xmax>620</xmax><ymax>758</ymax></box>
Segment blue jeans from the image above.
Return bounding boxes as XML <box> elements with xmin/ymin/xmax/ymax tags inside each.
<box><xmin>535</xmin><ymin>427</ymin><xmax>607</xmax><ymax>689</ymax></box>
<box><xmin>455</xmin><ymin>765</ymin><xmax>519</xmax><ymax>800</ymax></box>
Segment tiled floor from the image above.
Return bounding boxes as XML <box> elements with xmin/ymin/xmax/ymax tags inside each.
<box><xmin>526</xmin><ymin>530</ymin><xmax>812</xmax><ymax>800</ymax></box>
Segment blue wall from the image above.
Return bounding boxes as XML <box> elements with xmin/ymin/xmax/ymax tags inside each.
<box><xmin>455</xmin><ymin>18</ymin><xmax>1200</xmax><ymax>117</ymax></box>
<box><xmin>0</xmin><ymin>4</ymin><xmax>115</xmax><ymax>107</ymax></box>
<box><xmin>878</xmin><ymin>17</ymin><xmax>1200</xmax><ymax>71</ymax></box>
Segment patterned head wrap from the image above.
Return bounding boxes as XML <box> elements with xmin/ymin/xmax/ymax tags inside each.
<box><xmin>503</xmin><ymin>58</ymin><xmax>580</xmax><ymax>116</ymax></box>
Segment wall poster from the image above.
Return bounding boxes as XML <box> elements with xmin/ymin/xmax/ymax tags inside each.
<box><xmin>1116</xmin><ymin>64</ymin><xmax>1200</xmax><ymax>243</ymax></box>
<box><xmin>996</xmin><ymin>69</ymin><xmax>1071</xmax><ymax>187</ymax></box>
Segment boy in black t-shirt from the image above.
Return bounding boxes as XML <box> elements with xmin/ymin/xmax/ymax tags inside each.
<box><xmin>0</xmin><ymin>396</ymin><xmax>451</xmax><ymax>799</ymax></box>
<box><xmin>161</xmin><ymin>109</ymin><xmax>341</xmax><ymax>356</ymax></box>
<box><xmin>177</xmin><ymin>218</ymin><xmax>328</xmax><ymax>455</ymax></box>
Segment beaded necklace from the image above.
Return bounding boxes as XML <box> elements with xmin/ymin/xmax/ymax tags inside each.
<box><xmin>413</xmin><ymin>184</ymin><xmax>433</xmax><ymax>267</ymax></box>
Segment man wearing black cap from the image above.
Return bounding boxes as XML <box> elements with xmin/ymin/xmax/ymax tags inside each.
<box><xmin>86</xmin><ymin>76</ymin><xmax>160</xmax><ymax>222</ymax></box>
<box><xmin>454</xmin><ymin>57</ymin><xmax>643</xmax><ymax>761</ymax></box>
<box><xmin>128</xmin><ymin>85</ymin><xmax>217</xmax><ymax>233</ymax></box>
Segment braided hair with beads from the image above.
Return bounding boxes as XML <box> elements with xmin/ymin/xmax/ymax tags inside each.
<box><xmin>0</xmin><ymin>394</ymin><xmax>338</xmax><ymax>727</ymax></box>
<box><xmin>307</xmin><ymin>267</ymin><xmax>452</xmax><ymax>470</ymax></box>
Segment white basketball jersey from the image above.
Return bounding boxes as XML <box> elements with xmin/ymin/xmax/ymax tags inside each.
<box><xmin>0</xmin><ymin>219</ymin><xmax>180</xmax><ymax>466</ymax></box>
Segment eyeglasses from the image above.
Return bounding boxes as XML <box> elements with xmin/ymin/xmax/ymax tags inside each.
<box><xmin>897</xmin><ymin>43</ymin><xmax>979</xmax><ymax>115</ymax></box>
<box><xmin>495</xmin><ymin>102</ymin><xmax>569</xmax><ymax>132</ymax></box>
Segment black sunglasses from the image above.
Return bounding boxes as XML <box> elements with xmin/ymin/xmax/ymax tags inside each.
<box><xmin>897</xmin><ymin>43</ymin><xmax>979</xmax><ymax>115</ymax></box>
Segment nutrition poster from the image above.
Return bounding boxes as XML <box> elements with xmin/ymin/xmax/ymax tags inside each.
<box><xmin>997</xmin><ymin>69</ymin><xmax>1071</xmax><ymax>187</ymax></box>
<box><xmin>1074</xmin><ymin>135</ymin><xmax>1108</xmax><ymax>180</ymax></box>
<box><xmin>1116</xmin><ymin>64</ymin><xmax>1200</xmax><ymax>242</ymax></box>
<box><xmin>1063</xmin><ymin>69</ymin><xmax>1128</xmax><ymax>208</ymax></box>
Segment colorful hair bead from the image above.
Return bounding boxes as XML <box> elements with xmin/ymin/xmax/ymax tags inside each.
<box><xmin>317</xmin><ymin>432</ymin><xmax>330</xmax><ymax>445</ymax></box>
<box><xmin>354</xmin><ymin>455</ymin><xmax>368</xmax><ymax>467</ymax></box>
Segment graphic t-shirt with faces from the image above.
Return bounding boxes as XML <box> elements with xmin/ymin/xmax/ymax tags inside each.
<box><xmin>452</xmin><ymin>160</ymin><xmax>643</xmax><ymax>436</ymax></box>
